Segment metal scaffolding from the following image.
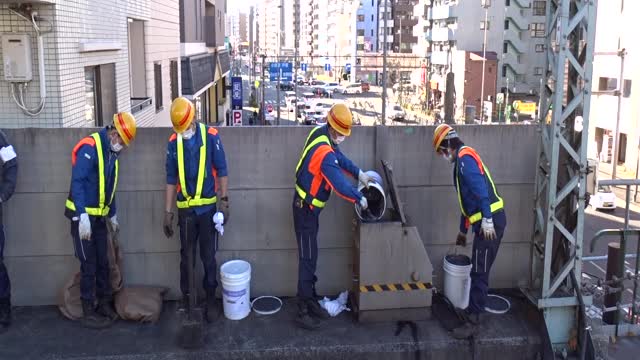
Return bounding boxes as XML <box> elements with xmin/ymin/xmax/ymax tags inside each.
<box><xmin>526</xmin><ymin>0</ymin><xmax>598</xmax><ymax>351</ymax></box>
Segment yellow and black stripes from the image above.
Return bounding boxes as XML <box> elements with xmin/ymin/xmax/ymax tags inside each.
<box><xmin>359</xmin><ymin>282</ymin><xmax>432</xmax><ymax>293</ymax></box>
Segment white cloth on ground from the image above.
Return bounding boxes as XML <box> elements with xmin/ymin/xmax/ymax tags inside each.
<box><xmin>318</xmin><ymin>290</ymin><xmax>351</xmax><ymax>317</ymax></box>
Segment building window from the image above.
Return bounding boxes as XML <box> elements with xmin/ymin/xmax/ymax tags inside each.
<box><xmin>371</xmin><ymin>14</ymin><xmax>374</xmax><ymax>21</ymax></box>
<box><xmin>504</xmin><ymin>20</ymin><xmax>509</xmax><ymax>30</ymax></box>
<box><xmin>623</xmin><ymin>79</ymin><xmax>632</xmax><ymax>98</ymax></box>
<box><xmin>357</xmin><ymin>14</ymin><xmax>365</xmax><ymax>22</ymax></box>
<box><xmin>371</xmin><ymin>29</ymin><xmax>374</xmax><ymax>36</ymax></box>
<box><xmin>533</xmin><ymin>1</ymin><xmax>546</xmax><ymax>16</ymax></box>
<box><xmin>502</xmin><ymin>65</ymin><xmax>507</xmax><ymax>78</ymax></box>
<box><xmin>506</xmin><ymin>0</ymin><xmax>510</xmax><ymax>5</ymax></box>
<box><xmin>481</xmin><ymin>0</ymin><xmax>492</xmax><ymax>6</ymax></box>
<box><xmin>170</xmin><ymin>60</ymin><xmax>179</xmax><ymax>100</ymax></box>
<box><xmin>128</xmin><ymin>18</ymin><xmax>149</xmax><ymax>111</ymax></box>
<box><xmin>85</xmin><ymin>64</ymin><xmax>116</xmax><ymax>127</ymax></box>
<box><xmin>598</xmin><ymin>77</ymin><xmax>617</xmax><ymax>91</ymax></box>
<box><xmin>154</xmin><ymin>63</ymin><xmax>163</xmax><ymax>111</ymax></box>
<box><xmin>357</xmin><ymin>44</ymin><xmax>365</xmax><ymax>50</ymax></box>
<box><xmin>503</xmin><ymin>42</ymin><xmax>508</xmax><ymax>54</ymax></box>
<box><xmin>530</xmin><ymin>23</ymin><xmax>545</xmax><ymax>38</ymax></box>
<box><xmin>357</xmin><ymin>29</ymin><xmax>365</xmax><ymax>36</ymax></box>
<box><xmin>534</xmin><ymin>67</ymin><xmax>543</xmax><ymax>76</ymax></box>
<box><xmin>535</xmin><ymin>44</ymin><xmax>544</xmax><ymax>52</ymax></box>
<box><xmin>480</xmin><ymin>21</ymin><xmax>490</xmax><ymax>30</ymax></box>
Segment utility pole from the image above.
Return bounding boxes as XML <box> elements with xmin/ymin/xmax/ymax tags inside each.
<box><xmin>480</xmin><ymin>0</ymin><xmax>490</xmax><ymax>124</ymax></box>
<box><xmin>505</xmin><ymin>77</ymin><xmax>510</xmax><ymax>124</ymax></box>
<box><xmin>381</xmin><ymin>0</ymin><xmax>389</xmax><ymax>126</ymax></box>
<box><xmin>611</xmin><ymin>48</ymin><xmax>626</xmax><ymax>180</ymax></box>
<box><xmin>261</xmin><ymin>54</ymin><xmax>266</xmax><ymax>125</ymax></box>
<box><xmin>294</xmin><ymin>0</ymin><xmax>299</xmax><ymax>123</ymax></box>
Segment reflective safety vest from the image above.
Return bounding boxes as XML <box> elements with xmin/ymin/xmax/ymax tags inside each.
<box><xmin>294</xmin><ymin>126</ymin><xmax>332</xmax><ymax>209</ymax></box>
<box><xmin>66</xmin><ymin>132</ymin><xmax>119</xmax><ymax>217</ymax></box>
<box><xmin>455</xmin><ymin>146</ymin><xmax>504</xmax><ymax>224</ymax></box>
<box><xmin>176</xmin><ymin>123</ymin><xmax>217</xmax><ymax>208</ymax></box>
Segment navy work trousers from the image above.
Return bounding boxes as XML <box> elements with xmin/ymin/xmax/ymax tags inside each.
<box><xmin>71</xmin><ymin>217</ymin><xmax>111</xmax><ymax>302</ymax></box>
<box><xmin>0</xmin><ymin>224</ymin><xmax>10</xmax><ymax>300</ymax></box>
<box><xmin>293</xmin><ymin>195</ymin><xmax>320</xmax><ymax>299</ymax></box>
<box><xmin>178</xmin><ymin>207</ymin><xmax>219</xmax><ymax>297</ymax></box>
<box><xmin>469</xmin><ymin>210</ymin><xmax>507</xmax><ymax>314</ymax></box>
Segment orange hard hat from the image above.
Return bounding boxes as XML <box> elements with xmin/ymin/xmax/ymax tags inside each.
<box><xmin>170</xmin><ymin>97</ymin><xmax>195</xmax><ymax>133</ymax></box>
<box><xmin>327</xmin><ymin>103</ymin><xmax>353</xmax><ymax>136</ymax></box>
<box><xmin>113</xmin><ymin>112</ymin><xmax>137</xmax><ymax>146</ymax></box>
<box><xmin>432</xmin><ymin>124</ymin><xmax>458</xmax><ymax>152</ymax></box>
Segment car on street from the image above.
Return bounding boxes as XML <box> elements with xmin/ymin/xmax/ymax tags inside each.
<box><xmin>339</xmin><ymin>83</ymin><xmax>362</xmax><ymax>95</ymax></box>
<box><xmin>589</xmin><ymin>184</ymin><xmax>617</xmax><ymax>211</ymax></box>
<box><xmin>311</xmin><ymin>86</ymin><xmax>331</xmax><ymax>98</ymax></box>
<box><xmin>301</xmin><ymin>92</ymin><xmax>316</xmax><ymax>103</ymax></box>
<box><xmin>301</xmin><ymin>109</ymin><xmax>317</xmax><ymax>125</ymax></box>
<box><xmin>310</xmin><ymin>79</ymin><xmax>326</xmax><ymax>86</ymax></box>
<box><xmin>360</xmin><ymin>82</ymin><xmax>370</xmax><ymax>92</ymax></box>
<box><xmin>278</xmin><ymin>81</ymin><xmax>294</xmax><ymax>91</ymax></box>
<box><xmin>388</xmin><ymin>104</ymin><xmax>406</xmax><ymax>121</ymax></box>
<box><xmin>309</xmin><ymin>101</ymin><xmax>329</xmax><ymax>113</ymax></box>
<box><xmin>323</xmin><ymin>82</ymin><xmax>341</xmax><ymax>93</ymax></box>
<box><xmin>265</xmin><ymin>112</ymin><xmax>275</xmax><ymax>124</ymax></box>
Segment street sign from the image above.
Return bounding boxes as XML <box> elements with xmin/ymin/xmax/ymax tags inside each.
<box><xmin>324</xmin><ymin>63</ymin><xmax>331</xmax><ymax>71</ymax></box>
<box><xmin>515</xmin><ymin>101</ymin><xmax>536</xmax><ymax>115</ymax></box>
<box><xmin>301</xmin><ymin>63</ymin><xmax>307</xmax><ymax>72</ymax></box>
<box><xmin>269</xmin><ymin>62</ymin><xmax>293</xmax><ymax>82</ymax></box>
<box><xmin>254</xmin><ymin>80</ymin><xmax>260</xmax><ymax>89</ymax></box>
<box><xmin>345</xmin><ymin>63</ymin><xmax>351</xmax><ymax>72</ymax></box>
<box><xmin>231</xmin><ymin>76</ymin><xmax>243</xmax><ymax>110</ymax></box>
<box><xmin>232</xmin><ymin>109</ymin><xmax>243</xmax><ymax>126</ymax></box>
<box><xmin>267</xmin><ymin>104</ymin><xmax>273</xmax><ymax>113</ymax></box>
<box><xmin>483</xmin><ymin>101</ymin><xmax>493</xmax><ymax>123</ymax></box>
<box><xmin>496</xmin><ymin>93</ymin><xmax>505</xmax><ymax>104</ymax></box>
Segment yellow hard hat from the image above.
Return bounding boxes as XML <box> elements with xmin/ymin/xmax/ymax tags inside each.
<box><xmin>113</xmin><ymin>112</ymin><xmax>137</xmax><ymax>146</ymax></box>
<box><xmin>170</xmin><ymin>97</ymin><xmax>195</xmax><ymax>133</ymax></box>
<box><xmin>327</xmin><ymin>103</ymin><xmax>353</xmax><ymax>136</ymax></box>
<box><xmin>432</xmin><ymin>124</ymin><xmax>457</xmax><ymax>152</ymax></box>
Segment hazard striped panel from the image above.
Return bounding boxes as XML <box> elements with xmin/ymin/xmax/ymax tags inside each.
<box><xmin>359</xmin><ymin>282</ymin><xmax>433</xmax><ymax>293</ymax></box>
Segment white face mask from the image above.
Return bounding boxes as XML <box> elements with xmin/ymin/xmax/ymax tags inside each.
<box><xmin>441</xmin><ymin>152</ymin><xmax>454</xmax><ymax>163</ymax></box>
<box><xmin>181</xmin><ymin>126</ymin><xmax>195</xmax><ymax>140</ymax></box>
<box><xmin>110</xmin><ymin>140</ymin><xmax>123</xmax><ymax>153</ymax></box>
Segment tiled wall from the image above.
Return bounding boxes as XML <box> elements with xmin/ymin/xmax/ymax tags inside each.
<box><xmin>0</xmin><ymin>5</ymin><xmax>62</xmax><ymax>128</ymax></box>
<box><xmin>0</xmin><ymin>1</ymin><xmax>178</xmax><ymax>129</ymax></box>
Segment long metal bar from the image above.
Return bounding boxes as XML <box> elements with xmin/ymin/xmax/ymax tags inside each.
<box><xmin>381</xmin><ymin>0</ymin><xmax>388</xmax><ymax>126</ymax></box>
<box><xmin>611</xmin><ymin>50</ymin><xmax>626</xmax><ymax>180</ymax></box>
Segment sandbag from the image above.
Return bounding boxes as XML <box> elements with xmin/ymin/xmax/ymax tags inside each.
<box><xmin>58</xmin><ymin>272</ymin><xmax>83</xmax><ymax>321</ymax></box>
<box><xmin>58</xmin><ymin>234</ymin><xmax>123</xmax><ymax>320</ymax></box>
<box><xmin>114</xmin><ymin>286</ymin><xmax>168</xmax><ymax>323</ymax></box>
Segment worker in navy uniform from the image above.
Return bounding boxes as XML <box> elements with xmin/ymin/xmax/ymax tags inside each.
<box><xmin>0</xmin><ymin>130</ymin><xmax>17</xmax><ymax>334</ymax></box>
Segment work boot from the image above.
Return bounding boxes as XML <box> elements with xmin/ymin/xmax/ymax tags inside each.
<box><xmin>96</xmin><ymin>298</ymin><xmax>119</xmax><ymax>321</ymax></box>
<box><xmin>0</xmin><ymin>298</ymin><xmax>10</xmax><ymax>334</ymax></box>
<box><xmin>80</xmin><ymin>300</ymin><xmax>111</xmax><ymax>329</ymax></box>
<box><xmin>295</xmin><ymin>299</ymin><xmax>321</xmax><ymax>330</ymax></box>
<box><xmin>451</xmin><ymin>323</ymin><xmax>477</xmax><ymax>340</ymax></box>
<box><xmin>205</xmin><ymin>296</ymin><xmax>221</xmax><ymax>323</ymax></box>
<box><xmin>466</xmin><ymin>312</ymin><xmax>481</xmax><ymax>326</ymax></box>
<box><xmin>306</xmin><ymin>298</ymin><xmax>330</xmax><ymax>320</ymax></box>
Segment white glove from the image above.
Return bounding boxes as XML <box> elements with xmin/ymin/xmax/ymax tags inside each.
<box><xmin>358</xmin><ymin>170</ymin><xmax>373</xmax><ymax>188</ymax></box>
<box><xmin>79</xmin><ymin>213</ymin><xmax>92</xmax><ymax>240</ymax></box>
<box><xmin>359</xmin><ymin>196</ymin><xmax>368</xmax><ymax>210</ymax></box>
<box><xmin>108</xmin><ymin>215</ymin><xmax>119</xmax><ymax>235</ymax></box>
<box><xmin>481</xmin><ymin>218</ymin><xmax>497</xmax><ymax>241</ymax></box>
<box><xmin>213</xmin><ymin>212</ymin><xmax>224</xmax><ymax>236</ymax></box>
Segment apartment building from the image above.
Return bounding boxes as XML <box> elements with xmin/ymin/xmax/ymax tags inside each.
<box><xmin>357</xmin><ymin>0</ymin><xmax>379</xmax><ymax>53</ymax></box>
<box><xmin>0</xmin><ymin>0</ymin><xmax>180</xmax><ymax>128</ymax></box>
<box><xmin>423</xmin><ymin>0</ymin><xmax>546</xmax><ymax>120</ymax></box>
<box><xmin>378</xmin><ymin>0</ymin><xmax>419</xmax><ymax>53</ymax></box>
<box><xmin>180</xmin><ymin>0</ymin><xmax>230</xmax><ymax>125</ymax></box>
<box><xmin>587</xmin><ymin>0</ymin><xmax>638</xmax><ymax>173</ymax></box>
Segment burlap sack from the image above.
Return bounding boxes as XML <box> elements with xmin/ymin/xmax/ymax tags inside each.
<box><xmin>58</xmin><ymin>235</ymin><xmax>123</xmax><ymax>320</ymax></box>
<box><xmin>114</xmin><ymin>286</ymin><xmax>168</xmax><ymax>323</ymax></box>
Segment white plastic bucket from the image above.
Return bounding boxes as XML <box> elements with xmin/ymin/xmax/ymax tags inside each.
<box><xmin>220</xmin><ymin>260</ymin><xmax>252</xmax><ymax>320</ymax></box>
<box><xmin>443</xmin><ymin>254</ymin><xmax>472</xmax><ymax>309</ymax></box>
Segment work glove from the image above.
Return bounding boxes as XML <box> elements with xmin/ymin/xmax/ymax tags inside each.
<box><xmin>108</xmin><ymin>215</ymin><xmax>120</xmax><ymax>238</ymax></box>
<box><xmin>481</xmin><ymin>218</ymin><xmax>497</xmax><ymax>241</ymax></box>
<box><xmin>358</xmin><ymin>170</ymin><xmax>373</xmax><ymax>188</ymax></box>
<box><xmin>79</xmin><ymin>213</ymin><xmax>92</xmax><ymax>241</ymax></box>
<box><xmin>359</xmin><ymin>196</ymin><xmax>368</xmax><ymax>211</ymax></box>
<box><xmin>219</xmin><ymin>197</ymin><xmax>230</xmax><ymax>224</ymax></box>
<box><xmin>456</xmin><ymin>232</ymin><xmax>467</xmax><ymax>247</ymax></box>
<box><xmin>163</xmin><ymin>211</ymin><xmax>174</xmax><ymax>238</ymax></box>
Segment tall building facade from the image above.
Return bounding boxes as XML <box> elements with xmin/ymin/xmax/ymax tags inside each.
<box><xmin>357</xmin><ymin>0</ymin><xmax>379</xmax><ymax>53</ymax></box>
<box><xmin>378</xmin><ymin>0</ymin><xmax>419</xmax><ymax>53</ymax></box>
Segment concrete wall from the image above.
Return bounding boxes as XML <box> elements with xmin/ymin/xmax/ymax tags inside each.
<box><xmin>2</xmin><ymin>125</ymin><xmax>537</xmax><ymax>305</ymax></box>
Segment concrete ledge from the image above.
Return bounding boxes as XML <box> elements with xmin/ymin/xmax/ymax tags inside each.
<box><xmin>0</xmin><ymin>296</ymin><xmax>543</xmax><ymax>360</ymax></box>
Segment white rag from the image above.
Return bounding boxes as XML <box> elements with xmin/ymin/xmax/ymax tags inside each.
<box><xmin>318</xmin><ymin>290</ymin><xmax>350</xmax><ymax>317</ymax></box>
<box><xmin>213</xmin><ymin>212</ymin><xmax>224</xmax><ymax>236</ymax></box>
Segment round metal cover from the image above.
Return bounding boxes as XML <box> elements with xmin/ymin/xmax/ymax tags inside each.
<box><xmin>251</xmin><ymin>296</ymin><xmax>282</xmax><ymax>315</ymax></box>
<box><xmin>484</xmin><ymin>294</ymin><xmax>511</xmax><ymax>314</ymax></box>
